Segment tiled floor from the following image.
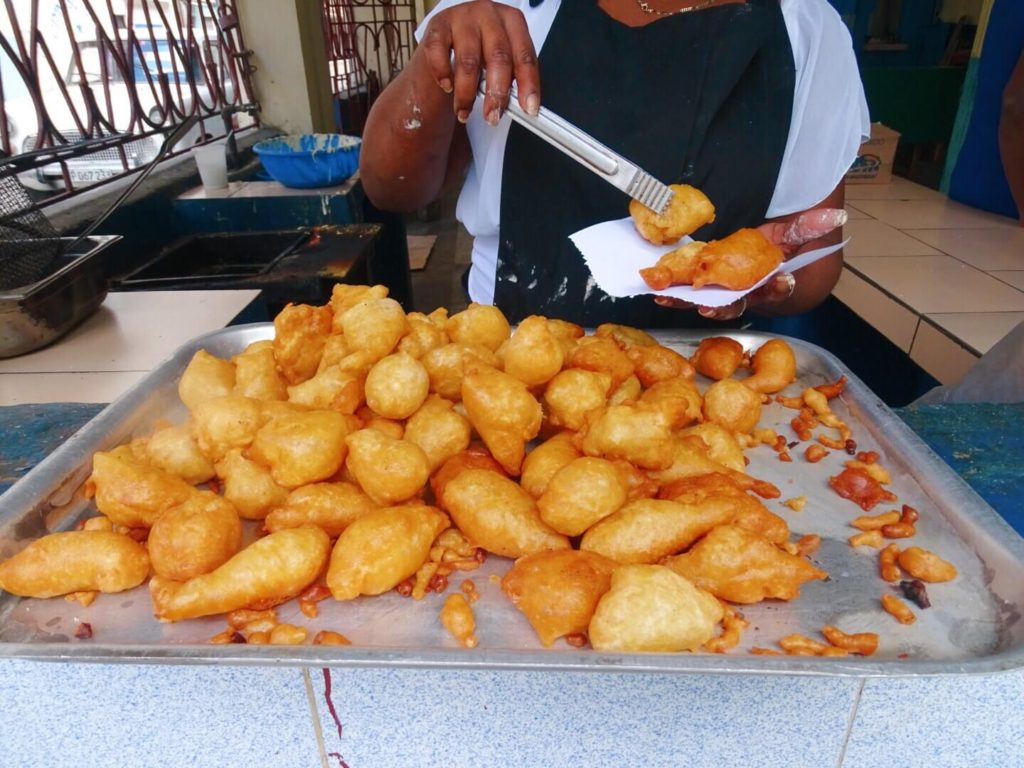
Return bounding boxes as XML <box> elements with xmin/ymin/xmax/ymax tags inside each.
<box><xmin>839</xmin><ymin>177</ymin><xmax>1024</xmax><ymax>385</ymax></box>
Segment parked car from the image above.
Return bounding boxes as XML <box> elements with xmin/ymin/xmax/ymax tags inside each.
<box><xmin>4</xmin><ymin>35</ymin><xmax>233</xmax><ymax>196</ymax></box>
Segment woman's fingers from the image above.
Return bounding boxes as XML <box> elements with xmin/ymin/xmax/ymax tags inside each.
<box><xmin>759</xmin><ymin>208</ymin><xmax>848</xmax><ymax>254</ymax></box>
<box><xmin>653</xmin><ymin>295</ymin><xmax>749</xmax><ymax>321</ymax></box>
<box><xmin>423</xmin><ymin>0</ymin><xmax>538</xmax><ymax>125</ymax></box>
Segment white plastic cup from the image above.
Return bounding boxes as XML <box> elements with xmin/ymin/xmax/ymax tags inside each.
<box><xmin>192</xmin><ymin>143</ymin><xmax>228</xmax><ymax>190</ymax></box>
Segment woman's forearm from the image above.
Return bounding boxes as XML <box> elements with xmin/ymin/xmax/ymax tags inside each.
<box><xmin>359</xmin><ymin>48</ymin><xmax>468</xmax><ymax>212</ymax></box>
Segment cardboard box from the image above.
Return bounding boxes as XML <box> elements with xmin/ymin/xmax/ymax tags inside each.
<box><xmin>845</xmin><ymin>122</ymin><xmax>901</xmax><ymax>184</ymax></box>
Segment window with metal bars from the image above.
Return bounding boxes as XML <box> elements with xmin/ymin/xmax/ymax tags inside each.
<box><xmin>0</xmin><ymin>0</ymin><xmax>257</xmax><ymax>202</ymax></box>
<box><xmin>321</xmin><ymin>0</ymin><xmax>416</xmax><ymax>136</ymax></box>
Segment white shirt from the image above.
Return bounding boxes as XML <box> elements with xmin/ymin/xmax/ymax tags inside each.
<box><xmin>416</xmin><ymin>0</ymin><xmax>871</xmax><ymax>304</ymax></box>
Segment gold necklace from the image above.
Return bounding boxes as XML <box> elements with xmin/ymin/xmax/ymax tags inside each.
<box><xmin>634</xmin><ymin>0</ymin><xmax>717</xmax><ymax>16</ymax></box>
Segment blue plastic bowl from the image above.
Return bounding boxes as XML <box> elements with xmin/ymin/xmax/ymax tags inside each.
<box><xmin>252</xmin><ymin>133</ymin><xmax>361</xmax><ymax>189</ymax></box>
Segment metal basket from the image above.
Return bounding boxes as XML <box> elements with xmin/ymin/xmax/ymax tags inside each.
<box><xmin>0</xmin><ymin>175</ymin><xmax>62</xmax><ymax>291</ymax></box>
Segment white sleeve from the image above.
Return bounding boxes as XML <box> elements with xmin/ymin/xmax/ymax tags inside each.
<box><xmin>767</xmin><ymin>0</ymin><xmax>871</xmax><ymax>217</ymax></box>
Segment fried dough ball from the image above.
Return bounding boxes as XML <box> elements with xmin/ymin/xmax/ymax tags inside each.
<box><xmin>325</xmin><ymin>504</ymin><xmax>449</xmax><ymax>600</ymax></box>
<box><xmin>542</xmin><ymin>368</ymin><xmax>613</xmax><ymax>432</ymax></box>
<box><xmin>680</xmin><ymin>422</ymin><xmax>746</xmax><ymax>473</ymax></box>
<box><xmin>286</xmin><ymin>364</ymin><xmax>364</xmax><ymax>414</ymax></box>
<box><xmin>446</xmin><ymin>303</ymin><xmax>511</xmax><ymax>352</ymax></box>
<box><xmin>248</xmin><ymin>410</ymin><xmax>354</xmax><ymax>488</ymax></box>
<box><xmin>567</xmin><ymin>336</ymin><xmax>635</xmax><ymax>391</ymax></box>
<box><xmin>664</xmin><ymin>525</ymin><xmax>827</xmax><ymax>604</ymax></box>
<box><xmin>147</xmin><ymin>490</ymin><xmax>242</xmax><ymax>581</ymax></box>
<box><xmin>0</xmin><ymin>531</ymin><xmax>150</xmax><ymax>598</ymax></box>
<box><xmin>441</xmin><ymin>469</ymin><xmax>570</xmax><ymax>558</ymax></box>
<box><xmin>272</xmin><ymin>302</ymin><xmax>333</xmax><ymax>385</ymax></box>
<box><xmin>336</xmin><ymin>297</ymin><xmax>409</xmax><ymax>363</ymax></box>
<box><xmin>639</xmin><ymin>377</ymin><xmax>703</xmax><ymax>430</ymax></box>
<box><xmin>519</xmin><ymin>431</ymin><xmax>582</xmax><ymax>499</ymax></box>
<box><xmin>501</xmin><ymin>549</ymin><xmax>617</xmax><ymax>647</ymax></box>
<box><xmin>588</xmin><ymin>564</ymin><xmax>724</xmax><ymax>652</ymax></box>
<box><xmin>625</xmin><ymin>344</ymin><xmax>696</xmax><ymax>387</ymax></box>
<box><xmin>264</xmin><ymin>481</ymin><xmax>379</xmax><ymax>537</ymax></box>
<box><xmin>86</xmin><ymin>448</ymin><xmax>197</xmax><ymax>529</ymax></box>
<box><xmin>578</xmin><ymin>403</ymin><xmax>674</xmax><ymax>470</ymax></box>
<box><xmin>328</xmin><ymin>283</ymin><xmax>389</xmax><ymax>319</ymax></box>
<box><xmin>397</xmin><ymin>309</ymin><xmax>449</xmax><ymax>359</ymax></box>
<box><xmin>580</xmin><ymin>498</ymin><xmax>725</xmax><ymax>564</ymax></box>
<box><xmin>344</xmin><ymin>428</ymin><xmax>431</xmax><ymax>505</ymax></box>
<box><xmin>691</xmin><ymin>228</ymin><xmax>784</xmax><ymax>290</ymax></box>
<box><xmin>190</xmin><ymin>394</ymin><xmax>265</xmax><ymax>463</ymax></box>
<box><xmin>429</xmin><ymin>444</ymin><xmax>506</xmax><ymax>509</ymax></box>
<box><xmin>422</xmin><ymin>343</ymin><xmax>499</xmax><ymax>401</ymax></box>
<box><xmin>501</xmin><ymin>315</ymin><xmax>565</xmax><ymax>388</ymax></box>
<box><xmin>355</xmin><ymin>404</ymin><xmax>405</xmax><ymax>439</ymax></box>
<box><xmin>214</xmin><ymin>449</ymin><xmax>290</xmax><ymax>520</ymax></box>
<box><xmin>403</xmin><ymin>395</ymin><xmax>472</xmax><ymax>473</ymax></box>
<box><xmin>658</xmin><ymin>473</ymin><xmax>790</xmax><ymax>545</ymax></box>
<box><xmin>232</xmin><ymin>340</ymin><xmax>288</xmax><ymax>402</ymax></box>
<box><xmin>702</xmin><ymin>378</ymin><xmax>763</xmax><ymax>434</ymax></box>
<box><xmin>178</xmin><ymin>349</ymin><xmax>236</xmax><ymax>411</ymax></box>
<box><xmin>742</xmin><ymin>337</ymin><xmax>798</xmax><ymax>395</ymax></box>
<box><xmin>144</xmin><ymin>422</ymin><xmax>216</xmax><ymax>485</ymax></box>
<box><xmin>639</xmin><ymin>240</ymin><xmax>706</xmax><ymax>290</ymax></box>
<box><xmin>691</xmin><ymin>336</ymin><xmax>746</xmax><ymax>381</ymax></box>
<box><xmin>461</xmin><ymin>366</ymin><xmax>543</xmax><ymax>476</ymax></box>
<box><xmin>629</xmin><ymin>184</ymin><xmax>716</xmax><ymax>246</ymax></box>
<box><xmin>594</xmin><ymin>323</ymin><xmax>657</xmax><ymax>349</ymax></box>
<box><xmin>608</xmin><ymin>374</ymin><xmax>643</xmax><ymax>405</ymax></box>
<box><xmin>650</xmin><ymin>437</ymin><xmax>780</xmax><ymax>498</ymax></box>
<box><xmin>317</xmin><ymin>334</ymin><xmax>351</xmax><ymax>374</ymax></box>
<box><xmin>364</xmin><ymin>352</ymin><xmax>430</xmax><ymax>419</ymax></box>
<box><xmin>545</xmin><ymin>318</ymin><xmax>586</xmax><ymax>357</ymax></box>
<box><xmin>149</xmin><ymin>526</ymin><xmax>331</xmax><ymax>621</ymax></box>
<box><xmin>537</xmin><ymin>457</ymin><xmax>630</xmax><ymax>537</ymax></box>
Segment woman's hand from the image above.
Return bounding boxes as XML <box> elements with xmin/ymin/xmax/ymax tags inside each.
<box><xmin>653</xmin><ymin>207</ymin><xmax>848</xmax><ymax>320</ymax></box>
<box><xmin>420</xmin><ymin>0</ymin><xmax>542</xmax><ymax>126</ymax></box>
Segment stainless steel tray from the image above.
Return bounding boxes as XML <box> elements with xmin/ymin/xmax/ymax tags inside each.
<box><xmin>1</xmin><ymin>324</ymin><xmax>1023</xmax><ymax>676</ymax></box>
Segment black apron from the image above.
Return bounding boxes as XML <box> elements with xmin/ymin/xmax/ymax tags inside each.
<box><xmin>495</xmin><ymin>0</ymin><xmax>795</xmax><ymax>326</ymax></box>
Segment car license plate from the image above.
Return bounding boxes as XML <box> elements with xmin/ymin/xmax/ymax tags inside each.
<box><xmin>68</xmin><ymin>168</ymin><xmax>120</xmax><ymax>183</ymax></box>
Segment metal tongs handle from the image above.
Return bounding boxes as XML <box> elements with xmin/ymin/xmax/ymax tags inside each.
<box><xmin>484</xmin><ymin>83</ymin><xmax>674</xmax><ymax>214</ymax></box>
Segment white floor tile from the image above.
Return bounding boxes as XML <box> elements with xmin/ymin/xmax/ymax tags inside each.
<box><xmin>910</xmin><ymin>320</ymin><xmax>980</xmax><ymax>385</ymax></box>
<box><xmin>845</xmin><ymin>204</ymin><xmax>873</xmax><ymax>220</ymax></box>
<box><xmin>989</xmin><ymin>271</ymin><xmax>1024</xmax><ymax>291</ymax></box>
<box><xmin>832</xmin><ymin>268</ymin><xmax>919</xmax><ymax>352</ymax></box>
<box><xmin>852</xmin><ymin>199</ymin><xmax>1018</xmax><ymax>230</ymax></box>
<box><xmin>312</xmin><ymin>668</ymin><xmax>858</xmax><ymax>768</ymax></box>
<box><xmin>901</xmin><ymin>228</ymin><xmax>1024</xmax><ymax>271</ymax></box>
<box><xmin>925</xmin><ymin>312</ymin><xmax>1024</xmax><ymax>356</ymax></box>
<box><xmin>0</xmin><ymin>660</ymin><xmax>321</xmax><ymax>768</ymax></box>
<box><xmin>844</xmin><ymin>220</ymin><xmax>943</xmax><ymax>259</ymax></box>
<box><xmin>845</xmin><ymin>177</ymin><xmax>946</xmax><ymax>201</ymax></box>
<box><xmin>846</xmin><ymin>256</ymin><xmax>1024</xmax><ymax>314</ymax></box>
<box><xmin>844</xmin><ymin>672</ymin><xmax>1024</xmax><ymax>768</ymax></box>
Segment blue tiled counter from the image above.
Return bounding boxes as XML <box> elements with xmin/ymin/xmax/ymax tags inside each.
<box><xmin>1</xmin><ymin>404</ymin><xmax>1022</xmax><ymax>767</ymax></box>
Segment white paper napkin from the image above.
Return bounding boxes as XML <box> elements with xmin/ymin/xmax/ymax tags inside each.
<box><xmin>570</xmin><ymin>217</ymin><xmax>849</xmax><ymax>308</ymax></box>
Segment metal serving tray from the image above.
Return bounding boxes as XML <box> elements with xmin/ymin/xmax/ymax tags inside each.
<box><xmin>1</xmin><ymin>325</ymin><xmax>1023</xmax><ymax>676</ymax></box>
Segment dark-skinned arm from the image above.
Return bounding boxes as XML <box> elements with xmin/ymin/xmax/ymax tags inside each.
<box><xmin>998</xmin><ymin>50</ymin><xmax>1024</xmax><ymax>225</ymax></box>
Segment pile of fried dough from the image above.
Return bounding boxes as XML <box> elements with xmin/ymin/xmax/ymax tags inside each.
<box><xmin>1</xmin><ymin>283</ymin><xmax>934</xmax><ymax>655</ymax></box>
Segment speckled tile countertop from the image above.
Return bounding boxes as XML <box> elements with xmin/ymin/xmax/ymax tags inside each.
<box><xmin>1</xmin><ymin>290</ymin><xmax>1023</xmax><ymax>767</ymax></box>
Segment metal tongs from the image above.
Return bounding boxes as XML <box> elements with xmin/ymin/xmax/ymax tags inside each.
<box><xmin>482</xmin><ymin>82</ymin><xmax>674</xmax><ymax>214</ymax></box>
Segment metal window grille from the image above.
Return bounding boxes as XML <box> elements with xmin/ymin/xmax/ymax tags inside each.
<box><xmin>321</xmin><ymin>0</ymin><xmax>416</xmax><ymax>135</ymax></box>
<box><xmin>0</xmin><ymin>0</ymin><xmax>257</xmax><ymax>202</ymax></box>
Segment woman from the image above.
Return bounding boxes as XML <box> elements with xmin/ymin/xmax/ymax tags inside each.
<box><xmin>360</xmin><ymin>0</ymin><xmax>869</xmax><ymax>325</ymax></box>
